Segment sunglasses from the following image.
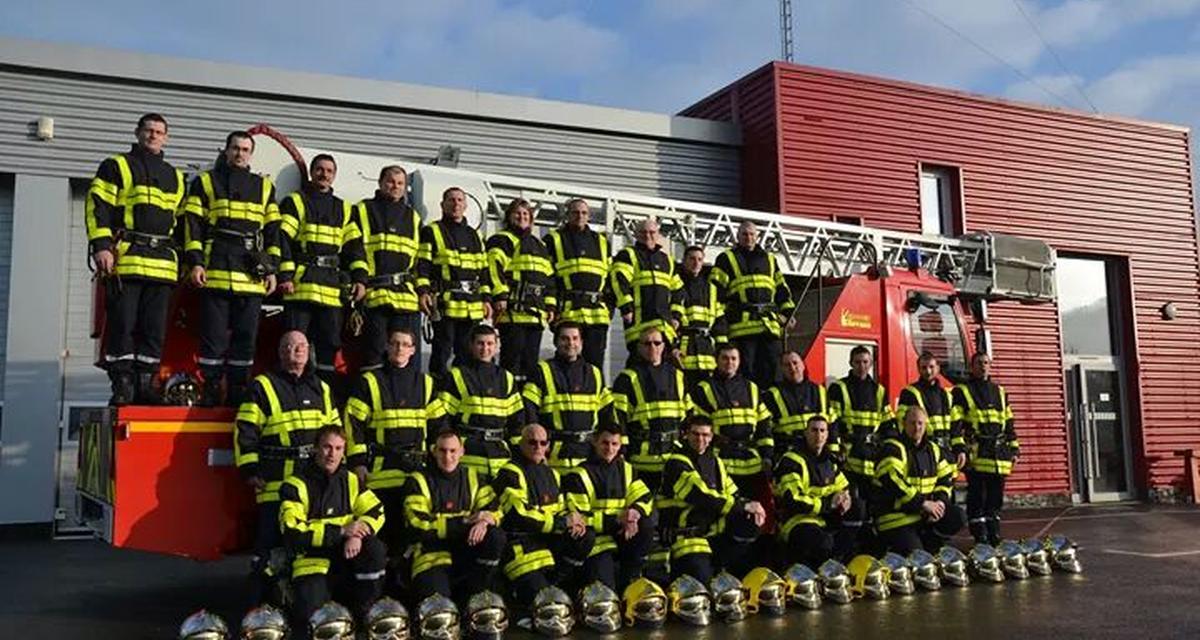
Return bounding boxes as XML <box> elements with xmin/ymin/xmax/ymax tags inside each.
<box><xmin>524</xmin><ymin>439</ymin><xmax>549</xmax><ymax>447</ymax></box>
<box><xmin>640</xmin><ymin>340</ymin><xmax>664</xmax><ymax>347</ymax></box>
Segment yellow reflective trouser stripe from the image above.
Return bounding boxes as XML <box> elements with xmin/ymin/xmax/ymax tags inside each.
<box><xmin>293</xmin><ymin>557</ymin><xmax>332</xmax><ymax>577</ymax></box>
<box><xmin>412</xmin><ymin>546</ymin><xmax>454</xmax><ymax>576</ymax></box>
<box><xmin>628</xmin><ymin>442</ymin><xmax>670</xmax><ymax>475</ymax></box>
<box><xmin>969</xmin><ymin>458</ymin><xmax>1014</xmax><ymax>475</ymax></box>
<box><xmin>590</xmin><ymin>534</ymin><xmax>618</xmax><ymax>557</ymax></box>
<box><xmin>367</xmin><ymin>469</ymin><xmax>412</xmax><ymax>490</ymax></box>
<box><xmin>671</xmin><ymin>536</ymin><xmax>712</xmax><ymax>558</ymax></box>
<box><xmin>113</xmin><ymin>247</ymin><xmax>178</xmax><ymax>281</ymax></box>
<box><xmin>720</xmin><ymin>454</ymin><xmax>764</xmax><ymax>476</ymax></box>
<box><xmin>364</xmin><ymin>287</ymin><xmax>419</xmax><ymax>311</ymax></box>
<box><xmin>781</xmin><ymin>514</ymin><xmax>825</xmax><ymax>539</ymax></box>
<box><xmin>504</xmin><ymin>544</ymin><xmax>556</xmax><ymax>580</ymax></box>
<box><xmin>877</xmin><ymin>512</ymin><xmax>923</xmax><ymax>531</ymax></box>
<box><xmin>845</xmin><ymin>457</ymin><xmax>875</xmax><ymax>476</ymax></box>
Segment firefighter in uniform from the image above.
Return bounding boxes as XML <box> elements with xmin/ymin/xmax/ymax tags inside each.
<box><xmin>611</xmin><ymin>217</ymin><xmax>683</xmax><ymax>361</ymax></box>
<box><xmin>675</xmin><ymin>245</ymin><xmax>726</xmax><ymax>388</ymax></box>
<box><xmin>874</xmin><ymin>406</ymin><xmax>964</xmax><ymax>554</ymax></box>
<box><xmin>487</xmin><ymin>198</ymin><xmax>555</xmax><ymax>382</ymax></box>
<box><xmin>279</xmin><ymin>424</ymin><xmax>387</xmax><ymax>627</ymax></box>
<box><xmin>278</xmin><ymin>153</ymin><xmax>368</xmax><ymax>390</ymax></box>
<box><xmin>774</xmin><ymin>415</ymin><xmax>859</xmax><ymax>568</ymax></box>
<box><xmin>691</xmin><ymin>344</ymin><xmax>774</xmax><ymax>495</ymax></box>
<box><xmin>235</xmin><ymin>331</ymin><xmax>340</xmax><ymax>605</ymax></box>
<box><xmin>658</xmin><ymin>414</ymin><xmax>766</xmax><ymax>584</ymax></box>
<box><xmin>562</xmin><ymin>423</ymin><xmax>656</xmax><ymax>592</ymax></box>
<box><xmin>610</xmin><ymin>327</ymin><xmax>693</xmax><ymax>491</ymax></box>
<box><xmin>345</xmin><ymin>328</ymin><xmax>447</xmax><ymax>554</ymax></box>
<box><xmin>766</xmin><ymin>350</ymin><xmax>830</xmax><ymax>455</ymax></box>
<box><xmin>897</xmin><ymin>351</ymin><xmax>966</xmax><ymax>470</ymax></box>
<box><xmin>417</xmin><ymin>187</ymin><xmax>492</xmax><ymax>378</ymax></box>
<box><xmin>439</xmin><ymin>324</ymin><xmax>524</xmax><ymax>479</ymax></box>
<box><xmin>709</xmin><ymin>221</ymin><xmax>794</xmax><ymax>388</ymax></box>
<box><xmin>86</xmin><ymin>113</ymin><xmax>186</xmax><ymax>405</ymax></box>
<box><xmin>522</xmin><ymin>321</ymin><xmax>614</xmax><ymax>471</ymax></box>
<box><xmin>953</xmin><ymin>352</ymin><xmax>1019</xmax><ymax>545</ymax></box>
<box><xmin>828</xmin><ymin>345</ymin><xmax>894</xmax><ymax>508</ymax></box>
<box><xmin>543</xmin><ymin>198</ymin><xmax>612</xmax><ymax>371</ymax></box>
<box><xmin>184</xmin><ymin>130</ymin><xmax>281</xmax><ymax>407</ymax></box>
<box><xmin>404</xmin><ymin>429</ymin><xmax>506</xmax><ymax>603</ymax></box>
<box><xmin>495</xmin><ymin>424</ymin><xmax>596</xmax><ymax>617</ymax></box>
<box><xmin>354</xmin><ymin>165</ymin><xmax>424</xmax><ymax>372</ymax></box>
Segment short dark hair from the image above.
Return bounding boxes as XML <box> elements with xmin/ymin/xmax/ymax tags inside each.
<box><xmin>684</xmin><ymin>245</ymin><xmax>705</xmax><ymax>257</ymax></box>
<box><xmin>917</xmin><ymin>350</ymin><xmax>938</xmax><ymax>365</ymax></box>
<box><xmin>442</xmin><ymin>186</ymin><xmax>465</xmax><ymax>200</ymax></box>
<box><xmin>716</xmin><ymin>343</ymin><xmax>739</xmax><ymax>358</ymax></box>
<box><xmin>682</xmin><ymin>414</ymin><xmax>713</xmax><ymax>433</ymax></box>
<box><xmin>136</xmin><ymin>113</ymin><xmax>168</xmax><ymax>132</ymax></box>
<box><xmin>433</xmin><ymin>428</ymin><xmax>461</xmax><ymax>446</ymax></box>
<box><xmin>387</xmin><ymin>328</ymin><xmax>417</xmax><ymax>344</ymax></box>
<box><xmin>554</xmin><ymin>321</ymin><xmax>584</xmax><ymax>339</ymax></box>
<box><xmin>564</xmin><ymin>198</ymin><xmax>589</xmax><ymax>212</ymax></box>
<box><xmin>972</xmin><ymin>351</ymin><xmax>991</xmax><ymax>365</ymax></box>
<box><xmin>595</xmin><ymin>423</ymin><xmax>623</xmax><ymax>438</ymax></box>
<box><xmin>316</xmin><ymin>424</ymin><xmax>348</xmax><ymax>446</ymax></box>
<box><xmin>310</xmin><ymin>153</ymin><xmax>337</xmax><ymax>172</ymax></box>
<box><xmin>378</xmin><ymin>165</ymin><xmax>407</xmax><ymax>181</ymax></box>
<box><xmin>224</xmin><ymin>130</ymin><xmax>255</xmax><ymax>151</ymax></box>
<box><xmin>806</xmin><ymin>415</ymin><xmax>828</xmax><ymax>429</ymax></box>
<box><xmin>469</xmin><ymin>323</ymin><xmax>498</xmax><ymax>342</ymax></box>
<box><xmin>850</xmin><ymin>345</ymin><xmax>872</xmax><ymax>361</ymax></box>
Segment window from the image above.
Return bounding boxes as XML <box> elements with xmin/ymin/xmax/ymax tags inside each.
<box><xmin>1057</xmin><ymin>257</ymin><xmax>1118</xmax><ymax>356</ymax></box>
<box><xmin>919</xmin><ymin>164</ymin><xmax>963</xmax><ymax>236</ymax></box>
<box><xmin>907</xmin><ymin>299</ymin><xmax>968</xmax><ymax>383</ymax></box>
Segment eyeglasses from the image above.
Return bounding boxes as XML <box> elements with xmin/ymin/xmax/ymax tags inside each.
<box><xmin>524</xmin><ymin>439</ymin><xmax>549</xmax><ymax>447</ymax></box>
<box><xmin>640</xmin><ymin>340</ymin><xmax>664</xmax><ymax>347</ymax></box>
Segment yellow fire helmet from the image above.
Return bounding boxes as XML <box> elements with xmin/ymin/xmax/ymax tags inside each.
<box><xmin>622</xmin><ymin>577</ymin><xmax>668</xmax><ymax>628</ymax></box>
<box><xmin>847</xmin><ymin>555</ymin><xmax>891</xmax><ymax>600</ymax></box>
<box><xmin>743</xmin><ymin>567</ymin><xmax>788</xmax><ymax>616</ymax></box>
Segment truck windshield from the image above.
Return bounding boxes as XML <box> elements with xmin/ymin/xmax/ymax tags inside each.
<box><xmin>908</xmin><ymin>297</ymin><xmax>968</xmax><ymax>383</ymax></box>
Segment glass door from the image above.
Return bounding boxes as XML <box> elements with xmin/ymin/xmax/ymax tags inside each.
<box><xmin>1066</xmin><ymin>362</ymin><xmax>1133</xmax><ymax>501</ymax></box>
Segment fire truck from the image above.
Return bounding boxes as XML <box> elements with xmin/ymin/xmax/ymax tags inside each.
<box><xmin>75</xmin><ymin>126</ymin><xmax>1056</xmax><ymax>560</ymax></box>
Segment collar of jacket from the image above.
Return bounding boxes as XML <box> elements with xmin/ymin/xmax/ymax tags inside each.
<box><xmin>305</xmin><ymin>183</ymin><xmax>335</xmax><ymax>199</ymax></box>
<box><xmin>279</xmin><ymin>364</ymin><xmax>317</xmax><ymax>384</ymax></box>
<box><xmin>129</xmin><ymin>143</ymin><xmax>165</xmax><ymax>160</ymax></box>
<box><xmin>373</xmin><ymin>190</ymin><xmax>407</xmax><ymax>207</ymax></box>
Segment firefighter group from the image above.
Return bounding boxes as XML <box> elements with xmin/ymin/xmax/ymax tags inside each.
<box><xmin>90</xmin><ymin>115</ymin><xmax>1066</xmax><ymax>640</ymax></box>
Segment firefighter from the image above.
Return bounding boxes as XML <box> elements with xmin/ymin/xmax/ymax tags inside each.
<box><xmin>354</xmin><ymin>165</ymin><xmax>424</xmax><ymax>372</ymax></box>
<box><xmin>562</xmin><ymin>423</ymin><xmax>656</xmax><ymax>592</ymax></box>
<box><xmin>774</xmin><ymin>415</ymin><xmax>860</xmax><ymax>568</ymax></box>
<box><xmin>897</xmin><ymin>351</ymin><xmax>966</xmax><ymax>469</ymax></box>
<box><xmin>487</xmin><ymin>198</ymin><xmax>555</xmax><ymax>382</ymax></box>
<box><xmin>675</xmin><ymin>245</ymin><xmax>726</xmax><ymax>388</ymax></box>
<box><xmin>522</xmin><ymin>321</ymin><xmax>614</xmax><ymax>471</ymax></box>
<box><xmin>235</xmin><ymin>330</ymin><xmax>340</xmax><ymax>606</ymax></box>
<box><xmin>86</xmin><ymin>113</ymin><xmax>186</xmax><ymax>405</ymax></box>
<box><xmin>765</xmin><ymin>350</ymin><xmax>830</xmax><ymax>455</ymax></box>
<box><xmin>828</xmin><ymin>345</ymin><xmax>894</xmax><ymax>500</ymax></box>
<box><xmin>658</xmin><ymin>414</ymin><xmax>766</xmax><ymax>584</ymax></box>
<box><xmin>494</xmin><ymin>424</ymin><xmax>595</xmax><ymax>620</ymax></box>
<box><xmin>184</xmin><ymin>130</ymin><xmax>281</xmax><ymax>407</ymax></box>
<box><xmin>345</xmin><ymin>328</ymin><xmax>447</xmax><ymax>554</ymax></box>
<box><xmin>610</xmin><ymin>327</ymin><xmax>693</xmax><ymax>491</ymax></box>
<box><xmin>404</xmin><ymin>429</ymin><xmax>506</xmax><ymax>603</ymax></box>
<box><xmin>417</xmin><ymin>187</ymin><xmax>492</xmax><ymax>378</ymax></box>
<box><xmin>874</xmin><ymin>406</ymin><xmax>964</xmax><ymax>555</ymax></box>
<box><xmin>953</xmin><ymin>352</ymin><xmax>1019</xmax><ymax>545</ymax></box>
<box><xmin>709</xmin><ymin>221</ymin><xmax>794</xmax><ymax>388</ymax></box>
<box><xmin>440</xmin><ymin>324</ymin><xmax>524</xmax><ymax>480</ymax></box>
<box><xmin>611</xmin><ymin>217</ymin><xmax>683</xmax><ymax>362</ymax></box>
<box><xmin>279</xmin><ymin>424</ymin><xmax>387</xmax><ymax>626</ymax></box>
<box><xmin>278</xmin><ymin>153</ymin><xmax>368</xmax><ymax>391</ymax></box>
<box><xmin>690</xmin><ymin>344</ymin><xmax>774</xmax><ymax>495</ymax></box>
<box><xmin>543</xmin><ymin>198</ymin><xmax>612</xmax><ymax>371</ymax></box>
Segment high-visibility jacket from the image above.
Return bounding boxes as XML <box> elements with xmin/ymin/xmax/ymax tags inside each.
<box><xmin>766</xmin><ymin>379</ymin><xmax>830</xmax><ymax>450</ymax></box>
<box><xmin>522</xmin><ymin>356</ymin><xmax>613</xmax><ymax>470</ymax></box>
<box><xmin>278</xmin><ymin>187</ymin><xmax>368</xmax><ymax>307</ymax></box>
<box><xmin>873</xmin><ymin>434</ymin><xmax>955</xmax><ymax>531</ymax></box>
<box><xmin>235</xmin><ymin>367</ymin><xmax>339</xmax><ymax>503</ymax></box>
<box><xmin>828</xmin><ymin>375</ymin><xmax>894</xmax><ymax>477</ymax></box>
<box><xmin>494</xmin><ymin>456</ymin><xmax>572</xmax><ymax>580</ymax></box>
<box><xmin>345</xmin><ymin>362</ymin><xmax>448</xmax><ymax>491</ymax></box>
<box><xmin>691</xmin><ymin>374</ymin><xmax>774</xmax><ymax>477</ymax></box>
<box><xmin>563</xmin><ymin>454</ymin><xmax>653</xmax><ymax>556</ymax></box>
<box><xmin>439</xmin><ymin>361</ymin><xmax>524</xmax><ymax>478</ymax></box>
<box><xmin>543</xmin><ymin>225</ymin><xmax>612</xmax><ymax>326</ymax></box>
<box><xmin>657</xmin><ymin>444</ymin><xmax>738</xmax><ymax>559</ymax></box>
<box><xmin>774</xmin><ymin>447</ymin><xmax>850</xmax><ymax>539</ymax></box>
<box><xmin>403</xmin><ymin>465</ymin><xmax>500</xmax><ymax>576</ymax></box>
<box><xmin>354</xmin><ymin>192</ymin><xmax>422</xmax><ymax>313</ymax></box>
<box><xmin>953</xmin><ymin>377</ymin><xmax>1019</xmax><ymax>475</ymax></box>
<box><xmin>610</xmin><ymin>362</ymin><xmax>693</xmax><ymax>476</ymax></box>
<box><xmin>897</xmin><ymin>378</ymin><xmax>965</xmax><ymax>456</ymax></box>
<box><xmin>677</xmin><ymin>270</ymin><xmax>727</xmax><ymax>373</ymax></box>
<box><xmin>86</xmin><ymin>145</ymin><xmax>186</xmax><ymax>283</ymax></box>
<box><xmin>610</xmin><ymin>243</ymin><xmax>683</xmax><ymax>345</ymax></box>
<box><xmin>182</xmin><ymin>165</ymin><xmax>282</xmax><ymax>295</ymax></box>
<box><xmin>486</xmin><ymin>227</ymin><xmax>556</xmax><ymax>325</ymax></box>
<box><xmin>416</xmin><ymin>218</ymin><xmax>490</xmax><ymax>320</ymax></box>
<box><xmin>279</xmin><ymin>462</ymin><xmax>385</xmax><ymax>578</ymax></box>
<box><xmin>709</xmin><ymin>245</ymin><xmax>794</xmax><ymax>338</ymax></box>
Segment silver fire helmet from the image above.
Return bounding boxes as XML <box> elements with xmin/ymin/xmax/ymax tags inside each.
<box><xmin>579</xmin><ymin>581</ymin><xmax>622</xmax><ymax>633</ymax></box>
<box><xmin>532</xmin><ymin>586</ymin><xmax>574</xmax><ymax>637</ymax></box>
<box><xmin>366</xmin><ymin>597</ymin><xmax>410</xmax><ymax>640</ymax></box>
<box><xmin>709</xmin><ymin>571</ymin><xmax>748</xmax><ymax>622</ymax></box>
<box><xmin>969</xmin><ymin>544</ymin><xmax>1006</xmax><ymax>583</ymax></box>
<box><xmin>743</xmin><ymin>567</ymin><xmax>787</xmax><ymax>616</ymax></box>
<box><xmin>881</xmin><ymin>552</ymin><xmax>916</xmax><ymax>595</ymax></box>
<box><xmin>309</xmin><ymin>601</ymin><xmax>355</xmax><ymax>640</ymax></box>
<box><xmin>936</xmin><ymin>546</ymin><xmax>970</xmax><ymax>587</ymax></box>
<box><xmin>466</xmin><ymin>591</ymin><xmax>507</xmax><ymax>639</ymax></box>
<box><xmin>239</xmin><ymin>604</ymin><xmax>288</xmax><ymax>640</ymax></box>
<box><xmin>179</xmin><ymin>610</ymin><xmax>230</xmax><ymax>640</ymax></box>
<box><xmin>783</xmin><ymin>563</ymin><xmax>822</xmax><ymax>609</ymax></box>
<box><xmin>668</xmin><ymin>575</ymin><xmax>711</xmax><ymax>627</ymax></box>
<box><xmin>1043</xmin><ymin>535</ymin><xmax>1083</xmax><ymax>573</ymax></box>
<box><xmin>817</xmin><ymin>559</ymin><xmax>853</xmax><ymax>604</ymax></box>
<box><xmin>908</xmin><ymin>549</ymin><xmax>942</xmax><ymax>591</ymax></box>
<box><xmin>163</xmin><ymin>372</ymin><xmax>202</xmax><ymax>406</ymax></box>
<box><xmin>416</xmin><ymin>594</ymin><xmax>460</xmax><ymax>640</ymax></box>
<box><xmin>997</xmin><ymin>540</ymin><xmax>1030</xmax><ymax>580</ymax></box>
<box><xmin>1021</xmin><ymin>538</ymin><xmax>1053</xmax><ymax>576</ymax></box>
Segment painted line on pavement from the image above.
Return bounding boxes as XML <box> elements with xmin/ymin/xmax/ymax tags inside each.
<box><xmin>1102</xmin><ymin>549</ymin><xmax>1200</xmax><ymax>559</ymax></box>
<box><xmin>1033</xmin><ymin>506</ymin><xmax>1073</xmax><ymax>538</ymax></box>
<box><xmin>1006</xmin><ymin>509</ymin><xmax>1200</xmax><ymax>526</ymax></box>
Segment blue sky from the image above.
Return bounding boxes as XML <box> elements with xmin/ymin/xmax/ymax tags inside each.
<box><xmin>3</xmin><ymin>0</ymin><xmax>1200</xmax><ymax>134</ymax></box>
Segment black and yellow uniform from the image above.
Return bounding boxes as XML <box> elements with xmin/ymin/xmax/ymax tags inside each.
<box><xmin>677</xmin><ymin>268</ymin><xmax>726</xmax><ymax>387</ymax></box>
<box><xmin>828</xmin><ymin>374</ymin><xmax>894</xmax><ymax>479</ymax></box>
<box><xmin>611</xmin><ymin>242</ymin><xmax>683</xmax><ymax>351</ymax></box>
<box><xmin>563</xmin><ymin>452</ymin><xmax>655</xmax><ymax>591</ymax></box>
<box><xmin>953</xmin><ymin>376</ymin><xmax>1018</xmax><ymax>544</ymax></box>
<box><xmin>774</xmin><ymin>445</ymin><xmax>859</xmax><ymax>568</ymax></box>
<box><xmin>354</xmin><ymin>191</ymin><xmax>424</xmax><ymax>371</ymax></box>
<box><xmin>404</xmin><ymin>463</ymin><xmax>505</xmax><ymax>602</ymax></box>
<box><xmin>86</xmin><ymin>144</ymin><xmax>186</xmax><ymax>403</ymax></box>
<box><xmin>873</xmin><ymin>433</ymin><xmax>964</xmax><ymax>555</ymax></box>
<box><xmin>183</xmin><ymin>163</ymin><xmax>281</xmax><ymax>404</ymax></box>
<box><xmin>610</xmin><ymin>361</ymin><xmax>693</xmax><ymax>490</ymax></box>
<box><xmin>709</xmin><ymin>245</ymin><xmax>794</xmax><ymax>387</ymax></box>
<box><xmin>439</xmin><ymin>360</ymin><xmax>525</xmax><ymax>479</ymax></box>
<box><xmin>657</xmin><ymin>443</ymin><xmax>759</xmax><ymax>584</ymax></box>
<box><xmin>897</xmin><ymin>378</ymin><xmax>965</xmax><ymax>462</ymax></box>
<box><xmin>279</xmin><ymin>461</ymin><xmax>386</xmax><ymax>622</ymax></box>
<box><xmin>417</xmin><ymin>218</ymin><xmax>491</xmax><ymax>377</ymax></box>
<box><xmin>522</xmin><ymin>355</ymin><xmax>613</xmax><ymax>470</ymax></box>
<box><xmin>691</xmin><ymin>372</ymin><xmax>774</xmax><ymax>493</ymax></box>
<box><xmin>766</xmin><ymin>377</ymin><xmax>830</xmax><ymax>453</ymax></box>
<box><xmin>495</xmin><ymin>455</ymin><xmax>596</xmax><ymax>610</ymax></box>
<box><xmin>543</xmin><ymin>224</ymin><xmax>612</xmax><ymax>370</ymax></box>
<box><xmin>486</xmin><ymin>226</ymin><xmax>556</xmax><ymax>381</ymax></box>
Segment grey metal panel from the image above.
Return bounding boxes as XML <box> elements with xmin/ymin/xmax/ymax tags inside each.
<box><xmin>64</xmin><ymin>182</ymin><xmax>107</xmax><ymax>403</ymax></box>
<box><xmin>0</xmin><ymin>175</ymin><xmax>11</xmax><ymax>394</ymax></box>
<box><xmin>0</xmin><ymin>69</ymin><xmax>740</xmax><ymax>205</ymax></box>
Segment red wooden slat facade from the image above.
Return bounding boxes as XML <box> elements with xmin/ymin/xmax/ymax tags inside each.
<box><xmin>684</xmin><ymin>61</ymin><xmax>1200</xmax><ymax>498</ymax></box>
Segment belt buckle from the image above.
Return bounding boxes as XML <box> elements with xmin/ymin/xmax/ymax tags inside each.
<box><xmin>241</xmin><ymin>237</ymin><xmax>255</xmax><ymax>252</ymax></box>
<box><xmin>295</xmin><ymin>445</ymin><xmax>313</xmax><ymax>460</ymax></box>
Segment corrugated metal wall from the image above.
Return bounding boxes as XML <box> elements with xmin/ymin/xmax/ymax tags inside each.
<box><xmin>65</xmin><ymin>181</ymin><xmax>107</xmax><ymax>403</ymax></box>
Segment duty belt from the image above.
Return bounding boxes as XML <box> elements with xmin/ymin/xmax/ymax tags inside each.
<box><xmin>680</xmin><ymin>326</ymin><xmax>711</xmax><ymax>338</ymax></box>
<box><xmin>631</xmin><ymin>429</ymin><xmax>678</xmax><ymax>446</ymax></box>
<box><xmin>122</xmin><ymin>230</ymin><xmax>174</xmax><ymax>249</ymax></box>
<box><xmin>367</xmin><ymin>272</ymin><xmax>413</xmax><ymax>289</ymax></box>
<box><xmin>739</xmin><ymin>302</ymin><xmax>778</xmax><ymax>318</ymax></box>
<box><xmin>459</xmin><ymin>425</ymin><xmax>505</xmax><ymax>442</ymax></box>
<box><xmin>566</xmin><ymin>290</ymin><xmax>603</xmax><ymax>306</ymax></box>
<box><xmin>510</xmin><ymin>281</ymin><xmax>546</xmax><ymax>311</ymax></box>
<box><xmin>445</xmin><ymin>279</ymin><xmax>480</xmax><ymax>295</ymax></box>
<box><xmin>553</xmin><ymin>429</ymin><xmax>593</xmax><ymax>444</ymax></box>
<box><xmin>369</xmin><ymin>442</ymin><xmax>426</xmax><ymax>469</ymax></box>
<box><xmin>211</xmin><ymin>227</ymin><xmax>262</xmax><ymax>252</ymax></box>
<box><xmin>304</xmin><ymin>254</ymin><xmax>341</xmax><ymax>269</ymax></box>
<box><xmin>259</xmin><ymin>444</ymin><xmax>314</xmax><ymax>461</ymax></box>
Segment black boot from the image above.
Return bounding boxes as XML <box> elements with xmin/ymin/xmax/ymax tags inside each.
<box><xmin>199</xmin><ymin>371</ymin><xmax>224</xmax><ymax>407</ymax></box>
<box><xmin>109</xmin><ymin>370</ymin><xmax>136</xmax><ymax>406</ymax></box>
<box><xmin>986</xmin><ymin>517</ymin><xmax>1002</xmax><ymax>546</ymax></box>
<box><xmin>969</xmin><ymin>518</ymin><xmax>988</xmax><ymax>545</ymax></box>
<box><xmin>226</xmin><ymin>367</ymin><xmax>250</xmax><ymax>407</ymax></box>
<box><xmin>136</xmin><ymin>371</ymin><xmax>162</xmax><ymax>405</ymax></box>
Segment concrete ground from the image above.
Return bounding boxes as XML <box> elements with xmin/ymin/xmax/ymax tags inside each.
<box><xmin>2</xmin><ymin>503</ymin><xmax>1198</xmax><ymax>639</ymax></box>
